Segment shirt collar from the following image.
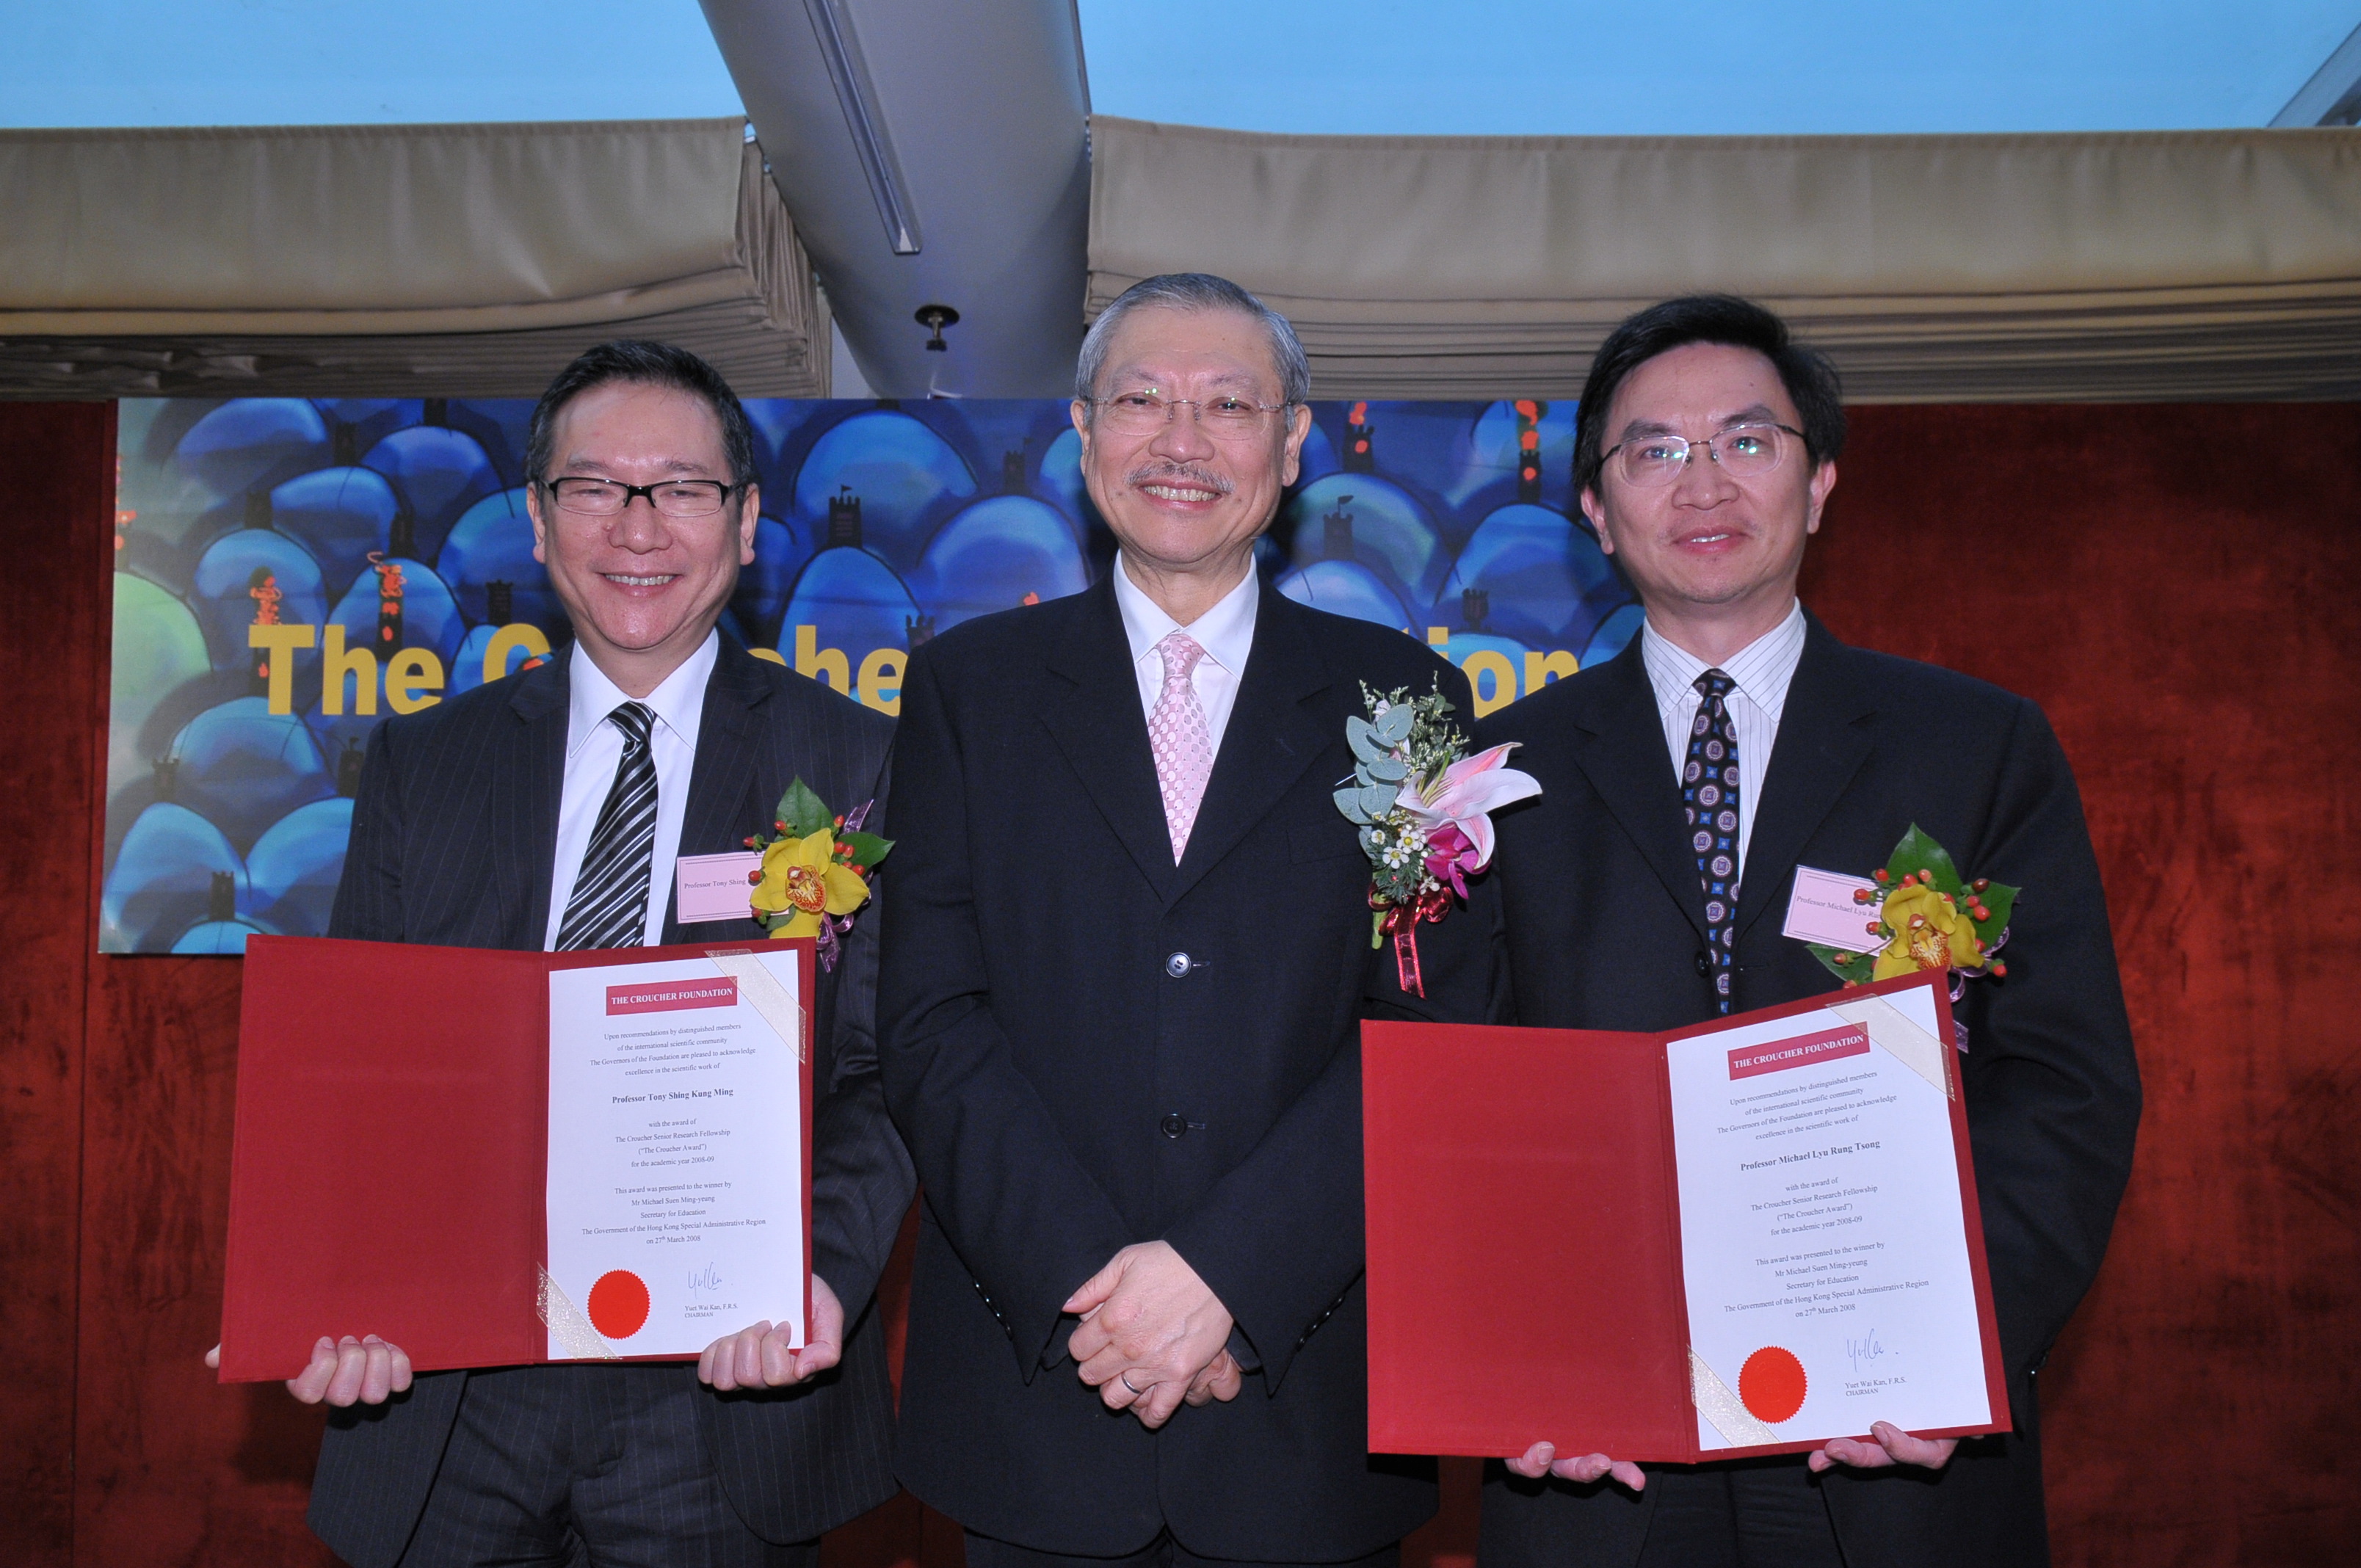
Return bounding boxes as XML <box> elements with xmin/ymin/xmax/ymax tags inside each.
<box><xmin>1111</xmin><ymin>553</ymin><xmax>1261</xmax><ymax>677</ymax></box>
<box><xmin>565</xmin><ymin>630</ymin><xmax>719</xmax><ymax>759</ymax></box>
<box><xmin>1639</xmin><ymin>600</ymin><xmax>1807</xmax><ymax>719</ymax></box>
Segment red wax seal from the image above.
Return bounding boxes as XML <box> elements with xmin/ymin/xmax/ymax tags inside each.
<box><xmin>587</xmin><ymin>1269</ymin><xmax>651</xmax><ymax>1340</ymax></box>
<box><xmin>1739</xmin><ymin>1346</ymin><xmax>1808</xmax><ymax>1423</ymax></box>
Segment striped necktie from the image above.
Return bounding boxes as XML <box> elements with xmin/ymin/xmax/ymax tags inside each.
<box><xmin>554</xmin><ymin>701</ymin><xmax>659</xmax><ymax>951</ymax></box>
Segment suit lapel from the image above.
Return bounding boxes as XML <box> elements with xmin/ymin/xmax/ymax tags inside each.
<box><xmin>498</xmin><ymin>653</ymin><xmax>572</xmax><ymax>951</ymax></box>
<box><xmin>1167</xmin><ymin>587</ymin><xmax>1333</xmax><ymax>907</ymax></box>
<box><xmin>1038</xmin><ymin>579</ymin><xmax>1179</xmax><ymax>901</ymax></box>
<box><xmin>1734</xmin><ymin>619</ymin><xmax>1876</xmax><ymax>941</ymax></box>
<box><xmin>661</xmin><ymin>639</ymin><xmax>770</xmax><ymax>945</ymax></box>
<box><xmin>1564</xmin><ymin>642</ymin><xmax>1710</xmax><ymax>940</ymax></box>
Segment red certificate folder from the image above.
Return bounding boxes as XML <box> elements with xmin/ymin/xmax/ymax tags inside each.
<box><xmin>1361</xmin><ymin>972</ymin><xmax>2009</xmax><ymax>1461</ymax></box>
<box><xmin>217</xmin><ymin>934</ymin><xmax>813</xmax><ymax>1382</ymax></box>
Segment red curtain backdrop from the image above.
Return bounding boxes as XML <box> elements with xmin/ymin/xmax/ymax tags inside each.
<box><xmin>3</xmin><ymin>400</ymin><xmax>2354</xmax><ymax>1567</ymax></box>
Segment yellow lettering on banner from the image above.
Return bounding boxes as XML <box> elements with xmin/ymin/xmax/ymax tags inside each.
<box><xmin>750</xmin><ymin>647</ymin><xmax>788</xmax><ymax>667</ymax></box>
<box><xmin>483</xmin><ymin>623</ymin><xmax>551</xmax><ymax>686</ymax></box>
<box><xmin>1524</xmin><ymin>650</ymin><xmax>1579</xmax><ymax>692</ymax></box>
<box><xmin>248</xmin><ymin>623</ymin><xmax>316</xmax><ymax>714</ymax></box>
<box><xmin>1426</xmin><ymin>626</ymin><xmax>1450</xmax><ymax>649</ymax></box>
<box><xmin>857</xmin><ymin>649</ymin><xmax>904</xmax><ymax>716</ymax></box>
<box><xmin>321</xmin><ymin>624</ymin><xmax>379</xmax><ymax>716</ymax></box>
<box><xmin>795</xmin><ymin>625</ymin><xmax>850</xmax><ymax>693</ymax></box>
<box><xmin>386</xmin><ymin>647</ymin><xmax>444</xmax><ymax>713</ymax></box>
<box><xmin>1463</xmin><ymin>650</ymin><xmax>1517</xmax><ymax>718</ymax></box>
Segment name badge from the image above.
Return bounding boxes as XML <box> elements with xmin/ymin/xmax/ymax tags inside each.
<box><xmin>1782</xmin><ymin>865</ymin><xmax>1885</xmax><ymax>953</ymax></box>
<box><xmin>674</xmin><ymin>852</ymin><xmax>765</xmax><ymax>925</ymax></box>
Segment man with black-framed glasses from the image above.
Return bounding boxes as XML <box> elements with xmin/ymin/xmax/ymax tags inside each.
<box><xmin>1468</xmin><ymin>295</ymin><xmax>2140</xmax><ymax>1566</ymax></box>
<box><xmin>236</xmin><ymin>340</ymin><xmax>912</xmax><ymax>1568</ymax></box>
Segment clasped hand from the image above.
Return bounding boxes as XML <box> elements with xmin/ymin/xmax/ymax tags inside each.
<box><xmin>1063</xmin><ymin>1241</ymin><xmax>1241</xmax><ymax>1429</ymax></box>
<box><xmin>201</xmin><ymin>1274</ymin><xmax>848</xmax><ymax>1404</ymax></box>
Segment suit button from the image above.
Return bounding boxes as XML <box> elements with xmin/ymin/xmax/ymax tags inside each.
<box><xmin>1694</xmin><ymin>949</ymin><xmax>1711</xmax><ymax>978</ymax></box>
<box><xmin>1159</xmin><ymin>1112</ymin><xmax>1190</xmax><ymax>1139</ymax></box>
<box><xmin>1165</xmin><ymin>951</ymin><xmax>1193</xmax><ymax>977</ymax></box>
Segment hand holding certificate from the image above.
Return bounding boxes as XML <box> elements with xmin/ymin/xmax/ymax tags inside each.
<box><xmin>217</xmin><ymin>936</ymin><xmax>815</xmax><ymax>1382</ymax></box>
<box><xmin>1362</xmin><ymin>972</ymin><xmax>2008</xmax><ymax>1462</ymax></box>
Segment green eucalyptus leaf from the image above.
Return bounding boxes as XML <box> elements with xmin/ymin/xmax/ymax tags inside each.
<box><xmin>1885</xmin><ymin>824</ymin><xmax>1962</xmax><ymax>894</ymax></box>
<box><xmin>775</xmin><ymin>777</ymin><xmax>833</xmax><ymax>839</ymax></box>
<box><xmin>1361</xmin><ymin>783</ymin><xmax>1400</xmax><ymax>819</ymax></box>
<box><xmin>1364</xmin><ymin>755</ymin><xmax>1407</xmax><ymax>783</ymax></box>
<box><xmin>1347</xmin><ymin>716</ymin><xmax>1387</xmax><ymax>765</ymax></box>
<box><xmin>1335</xmin><ymin>786</ymin><xmax>1373</xmax><ymax>824</ymax></box>
<box><xmin>1374</xmin><ymin>705</ymin><xmax>1415</xmax><ymax>746</ymax></box>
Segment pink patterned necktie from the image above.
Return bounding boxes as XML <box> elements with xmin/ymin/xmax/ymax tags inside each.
<box><xmin>1148</xmin><ymin>631</ymin><xmax>1213</xmax><ymax>861</ymax></box>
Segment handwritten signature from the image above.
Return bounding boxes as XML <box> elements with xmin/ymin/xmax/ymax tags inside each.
<box><xmin>687</xmin><ymin>1263</ymin><xmax>725</xmax><ymax>1293</ymax></box>
<box><xmin>1846</xmin><ymin>1329</ymin><xmax>1886</xmax><ymax>1374</ymax></box>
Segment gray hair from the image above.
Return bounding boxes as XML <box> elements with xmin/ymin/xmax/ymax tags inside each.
<box><xmin>1074</xmin><ymin>272</ymin><xmax>1311</xmax><ymax>410</ymax></box>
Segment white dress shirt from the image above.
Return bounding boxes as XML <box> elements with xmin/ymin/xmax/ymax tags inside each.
<box><xmin>1111</xmin><ymin>553</ymin><xmax>1260</xmax><ymax>769</ymax></box>
<box><xmin>1640</xmin><ymin>600</ymin><xmax>1808</xmax><ymax>891</ymax></box>
<box><xmin>543</xmin><ymin>631</ymin><xmax>719</xmax><ymax>950</ymax></box>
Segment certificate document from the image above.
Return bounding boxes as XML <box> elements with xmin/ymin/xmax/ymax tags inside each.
<box><xmin>1362</xmin><ymin>971</ymin><xmax>2007</xmax><ymax>1461</ymax></box>
<box><xmin>1663</xmin><ymin>984</ymin><xmax>1997</xmax><ymax>1449</ymax></box>
<box><xmin>545</xmin><ymin>951</ymin><xmax>811</xmax><ymax>1358</ymax></box>
<box><xmin>218</xmin><ymin>935</ymin><xmax>816</xmax><ymax>1382</ymax></box>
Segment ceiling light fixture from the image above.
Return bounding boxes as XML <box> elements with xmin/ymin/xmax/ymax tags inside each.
<box><xmin>802</xmin><ymin>0</ymin><xmax>921</xmax><ymax>254</ymax></box>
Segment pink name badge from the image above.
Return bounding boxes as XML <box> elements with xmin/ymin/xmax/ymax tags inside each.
<box><xmin>1781</xmin><ymin>865</ymin><xmax>1886</xmax><ymax>954</ymax></box>
<box><xmin>674</xmin><ymin>852</ymin><xmax>764</xmax><ymax>925</ymax></box>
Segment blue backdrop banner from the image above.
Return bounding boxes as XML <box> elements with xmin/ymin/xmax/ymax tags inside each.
<box><xmin>101</xmin><ymin>395</ymin><xmax>1637</xmax><ymax>953</ymax></box>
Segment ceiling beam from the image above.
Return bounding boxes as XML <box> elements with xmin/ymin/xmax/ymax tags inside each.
<box><xmin>2272</xmin><ymin>21</ymin><xmax>2361</xmax><ymax>126</ymax></box>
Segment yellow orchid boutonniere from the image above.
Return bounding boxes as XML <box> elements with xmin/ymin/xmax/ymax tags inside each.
<box><xmin>743</xmin><ymin>780</ymin><xmax>891</xmax><ymax>970</ymax></box>
<box><xmin>1809</xmin><ymin>825</ymin><xmax>2018</xmax><ymax>1001</ymax></box>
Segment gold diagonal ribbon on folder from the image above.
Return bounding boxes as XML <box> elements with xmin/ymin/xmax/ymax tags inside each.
<box><xmin>704</xmin><ymin>949</ymin><xmax>807</xmax><ymax>1062</ymax></box>
<box><xmin>537</xmin><ymin>1266</ymin><xmax>618</xmax><ymax>1360</ymax></box>
<box><xmin>1689</xmin><ymin>1349</ymin><xmax>1780</xmax><ymax>1448</ymax></box>
<box><xmin>1827</xmin><ymin>992</ymin><xmax>1951</xmax><ymax>1098</ymax></box>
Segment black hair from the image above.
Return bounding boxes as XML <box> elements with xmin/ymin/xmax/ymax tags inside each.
<box><xmin>1573</xmin><ymin>295</ymin><xmax>1845</xmax><ymax>495</ymax></box>
<box><xmin>523</xmin><ymin>340</ymin><xmax>759</xmax><ymax>490</ymax></box>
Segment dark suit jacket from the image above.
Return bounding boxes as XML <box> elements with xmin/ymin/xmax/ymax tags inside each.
<box><xmin>878</xmin><ymin>578</ymin><xmax>1497</xmax><ymax>1561</ymax></box>
<box><xmin>306</xmin><ymin>634</ymin><xmax>913</xmax><ymax>1567</ymax></box>
<box><xmin>1470</xmin><ymin>615</ymin><xmax>2141</xmax><ymax>1568</ymax></box>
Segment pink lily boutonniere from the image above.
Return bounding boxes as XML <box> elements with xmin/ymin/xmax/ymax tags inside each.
<box><xmin>1336</xmin><ymin>682</ymin><xmax>1541</xmax><ymax>995</ymax></box>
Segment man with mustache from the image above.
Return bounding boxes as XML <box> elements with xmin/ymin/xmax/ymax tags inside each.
<box><xmin>880</xmin><ymin>274</ymin><xmax>1495</xmax><ymax>1567</ymax></box>
<box><xmin>1473</xmin><ymin>296</ymin><xmax>2140</xmax><ymax>1566</ymax></box>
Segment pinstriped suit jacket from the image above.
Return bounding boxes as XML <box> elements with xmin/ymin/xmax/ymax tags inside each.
<box><xmin>307</xmin><ymin>634</ymin><xmax>912</xmax><ymax>1566</ymax></box>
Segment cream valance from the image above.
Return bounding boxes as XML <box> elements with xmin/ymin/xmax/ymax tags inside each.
<box><xmin>0</xmin><ymin>118</ymin><xmax>825</xmax><ymax>396</ymax></box>
<box><xmin>1088</xmin><ymin>116</ymin><xmax>2361</xmax><ymax>401</ymax></box>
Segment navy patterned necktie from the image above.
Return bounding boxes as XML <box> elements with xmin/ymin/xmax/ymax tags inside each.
<box><xmin>1684</xmin><ymin>669</ymin><xmax>1741</xmax><ymax>1014</ymax></box>
<box><xmin>554</xmin><ymin>702</ymin><xmax>659</xmax><ymax>951</ymax></box>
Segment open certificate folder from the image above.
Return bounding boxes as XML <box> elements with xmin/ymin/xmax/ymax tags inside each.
<box><xmin>217</xmin><ymin>936</ymin><xmax>813</xmax><ymax>1382</ymax></box>
<box><xmin>1362</xmin><ymin>972</ymin><xmax>2009</xmax><ymax>1461</ymax></box>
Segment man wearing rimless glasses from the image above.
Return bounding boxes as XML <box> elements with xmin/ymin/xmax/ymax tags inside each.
<box><xmin>1468</xmin><ymin>296</ymin><xmax>2140</xmax><ymax>1567</ymax></box>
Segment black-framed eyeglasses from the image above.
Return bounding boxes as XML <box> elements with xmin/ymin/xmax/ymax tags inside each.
<box><xmin>540</xmin><ymin>476</ymin><xmax>745</xmax><ymax>518</ymax></box>
<box><xmin>1602</xmin><ymin>422</ymin><xmax>1806</xmax><ymax>487</ymax></box>
<box><xmin>1087</xmin><ymin>388</ymin><xmax>1293</xmax><ymax>441</ymax></box>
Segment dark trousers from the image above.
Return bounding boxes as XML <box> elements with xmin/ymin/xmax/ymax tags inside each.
<box><xmin>1482</xmin><ymin>1456</ymin><xmax>1846</xmax><ymax>1568</ymax></box>
<box><xmin>963</xmin><ymin>1528</ymin><xmax>1403</xmax><ymax>1568</ymax></box>
<box><xmin>394</xmin><ymin>1364</ymin><xmax>815</xmax><ymax>1568</ymax></box>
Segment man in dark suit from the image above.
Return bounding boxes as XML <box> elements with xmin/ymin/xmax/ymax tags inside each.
<box><xmin>211</xmin><ymin>342</ymin><xmax>910</xmax><ymax>1567</ymax></box>
<box><xmin>1472</xmin><ymin>297</ymin><xmax>2141</xmax><ymax>1567</ymax></box>
<box><xmin>879</xmin><ymin>274</ymin><xmax>1494</xmax><ymax>1568</ymax></box>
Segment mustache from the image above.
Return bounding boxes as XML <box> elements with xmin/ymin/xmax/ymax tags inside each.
<box><xmin>1125</xmin><ymin>462</ymin><xmax>1234</xmax><ymax>496</ymax></box>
